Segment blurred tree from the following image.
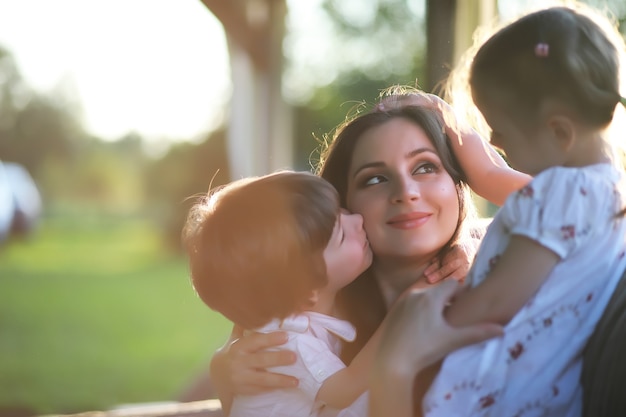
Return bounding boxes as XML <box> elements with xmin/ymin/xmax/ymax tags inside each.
<box><xmin>0</xmin><ymin>44</ymin><xmax>94</xmax><ymax>216</ymax></box>
<box><xmin>144</xmin><ymin>130</ymin><xmax>230</xmax><ymax>251</ymax></box>
<box><xmin>37</xmin><ymin>134</ymin><xmax>147</xmax><ymax>211</ymax></box>
<box><xmin>0</xmin><ymin>45</ymin><xmax>154</xmax><ymax>215</ymax></box>
<box><xmin>320</xmin><ymin>0</ymin><xmax>426</xmax><ymax>83</ymax></box>
<box><xmin>294</xmin><ymin>73</ymin><xmax>412</xmax><ymax>172</ymax></box>
<box><xmin>0</xmin><ymin>46</ymin><xmax>83</xmax><ymax>184</ymax></box>
<box><xmin>586</xmin><ymin>0</ymin><xmax>626</xmax><ymax>30</ymax></box>
<box><xmin>290</xmin><ymin>0</ymin><xmax>428</xmax><ymax>170</ymax></box>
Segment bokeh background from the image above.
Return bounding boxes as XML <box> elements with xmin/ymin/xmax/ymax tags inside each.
<box><xmin>0</xmin><ymin>0</ymin><xmax>624</xmax><ymax>415</ymax></box>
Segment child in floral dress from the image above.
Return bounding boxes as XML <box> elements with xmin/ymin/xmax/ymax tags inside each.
<box><xmin>423</xmin><ymin>4</ymin><xmax>626</xmax><ymax>417</ymax></box>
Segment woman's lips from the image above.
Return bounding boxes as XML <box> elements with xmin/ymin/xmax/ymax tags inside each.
<box><xmin>387</xmin><ymin>212</ymin><xmax>432</xmax><ymax>229</ymax></box>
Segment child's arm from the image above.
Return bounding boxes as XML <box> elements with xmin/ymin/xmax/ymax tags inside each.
<box><xmin>315</xmin><ymin>319</ymin><xmax>386</xmax><ymax>409</ymax></box>
<box><xmin>445</xmin><ymin>123</ymin><xmax>531</xmax><ymax>206</ymax></box>
<box><xmin>445</xmin><ymin>235</ymin><xmax>560</xmax><ymax>327</ymax></box>
<box><xmin>433</xmin><ymin>99</ymin><xmax>532</xmax><ymax>206</ymax></box>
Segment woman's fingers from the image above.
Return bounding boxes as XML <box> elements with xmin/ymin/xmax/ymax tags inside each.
<box><xmin>386</xmin><ymin>281</ymin><xmax>502</xmax><ymax>367</ymax></box>
<box><xmin>236</xmin><ymin>348</ymin><xmax>297</xmax><ymax>371</ymax></box>
<box><xmin>230</xmin><ymin>331</ymin><xmax>289</xmax><ymax>355</ymax></box>
<box><xmin>420</xmin><ymin>281</ymin><xmax>503</xmax><ymax>363</ymax></box>
<box><xmin>229</xmin><ymin>331</ymin><xmax>296</xmax><ymax>375</ymax></box>
<box><xmin>451</xmin><ymin>323</ymin><xmax>504</xmax><ymax>350</ymax></box>
<box><xmin>232</xmin><ymin>368</ymin><xmax>299</xmax><ymax>395</ymax></box>
<box><xmin>429</xmin><ymin>278</ymin><xmax>462</xmax><ymax>304</ymax></box>
<box><xmin>225</xmin><ymin>331</ymin><xmax>297</xmax><ymax>395</ymax></box>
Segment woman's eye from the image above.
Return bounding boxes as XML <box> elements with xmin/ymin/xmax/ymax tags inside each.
<box><xmin>413</xmin><ymin>162</ymin><xmax>438</xmax><ymax>175</ymax></box>
<box><xmin>363</xmin><ymin>175</ymin><xmax>386</xmax><ymax>186</ymax></box>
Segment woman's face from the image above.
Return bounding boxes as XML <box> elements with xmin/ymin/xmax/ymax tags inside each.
<box><xmin>346</xmin><ymin>117</ymin><xmax>460</xmax><ymax>262</ymax></box>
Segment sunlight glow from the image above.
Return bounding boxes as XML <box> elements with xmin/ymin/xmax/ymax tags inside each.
<box><xmin>0</xmin><ymin>0</ymin><xmax>231</xmax><ymax>143</ymax></box>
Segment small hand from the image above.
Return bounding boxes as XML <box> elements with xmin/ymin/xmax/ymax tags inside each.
<box><xmin>377</xmin><ymin>91</ymin><xmax>446</xmax><ymax>113</ymax></box>
<box><xmin>424</xmin><ymin>239</ymin><xmax>478</xmax><ymax>284</ymax></box>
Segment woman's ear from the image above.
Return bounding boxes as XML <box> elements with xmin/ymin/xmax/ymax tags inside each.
<box><xmin>547</xmin><ymin>115</ymin><xmax>576</xmax><ymax>151</ymax></box>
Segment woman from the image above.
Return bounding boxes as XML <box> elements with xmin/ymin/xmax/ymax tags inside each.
<box><xmin>208</xmin><ymin>87</ymin><xmax>528</xmax><ymax>410</ymax></box>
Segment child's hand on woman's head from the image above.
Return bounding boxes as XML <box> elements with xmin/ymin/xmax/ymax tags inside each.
<box><xmin>378</xmin><ymin>91</ymin><xmax>463</xmax><ymax>130</ymax></box>
<box><xmin>424</xmin><ymin>239</ymin><xmax>477</xmax><ymax>284</ymax></box>
<box><xmin>378</xmin><ymin>91</ymin><xmax>448</xmax><ymax>113</ymax></box>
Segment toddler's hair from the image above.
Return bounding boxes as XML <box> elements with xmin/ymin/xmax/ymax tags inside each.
<box><xmin>469</xmin><ymin>5</ymin><xmax>625</xmax><ymax>129</ymax></box>
<box><xmin>183</xmin><ymin>171</ymin><xmax>339</xmax><ymax>329</ymax></box>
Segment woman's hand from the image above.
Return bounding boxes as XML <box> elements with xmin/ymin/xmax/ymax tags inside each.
<box><xmin>423</xmin><ymin>238</ymin><xmax>479</xmax><ymax>284</ymax></box>
<box><xmin>369</xmin><ymin>280</ymin><xmax>503</xmax><ymax>417</ymax></box>
<box><xmin>210</xmin><ymin>327</ymin><xmax>298</xmax><ymax>412</ymax></box>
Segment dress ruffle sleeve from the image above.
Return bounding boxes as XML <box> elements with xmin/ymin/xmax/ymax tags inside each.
<box><xmin>500</xmin><ymin>166</ymin><xmax>616</xmax><ymax>259</ymax></box>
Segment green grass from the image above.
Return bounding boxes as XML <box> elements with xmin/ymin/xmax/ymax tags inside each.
<box><xmin>0</xmin><ymin>212</ymin><xmax>231</xmax><ymax>415</ymax></box>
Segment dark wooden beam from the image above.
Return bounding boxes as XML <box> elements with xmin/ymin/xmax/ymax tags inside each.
<box><xmin>426</xmin><ymin>0</ymin><xmax>456</xmax><ymax>93</ymax></box>
<box><xmin>198</xmin><ymin>0</ymin><xmax>270</xmax><ymax>68</ymax></box>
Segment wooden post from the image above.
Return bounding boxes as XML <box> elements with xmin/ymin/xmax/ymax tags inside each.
<box><xmin>453</xmin><ymin>0</ymin><xmax>497</xmax><ymax>64</ymax></box>
<box><xmin>454</xmin><ymin>0</ymin><xmax>498</xmax><ymax>217</ymax></box>
<box><xmin>199</xmin><ymin>0</ymin><xmax>292</xmax><ymax>180</ymax></box>
<box><xmin>426</xmin><ymin>0</ymin><xmax>455</xmax><ymax>93</ymax></box>
<box><xmin>426</xmin><ymin>0</ymin><xmax>497</xmax><ymax>94</ymax></box>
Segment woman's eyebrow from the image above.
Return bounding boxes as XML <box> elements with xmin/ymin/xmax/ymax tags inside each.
<box><xmin>351</xmin><ymin>147</ymin><xmax>438</xmax><ymax>178</ymax></box>
<box><xmin>351</xmin><ymin>161</ymin><xmax>385</xmax><ymax>179</ymax></box>
<box><xmin>407</xmin><ymin>147</ymin><xmax>437</xmax><ymax>158</ymax></box>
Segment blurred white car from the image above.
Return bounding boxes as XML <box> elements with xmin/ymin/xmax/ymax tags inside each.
<box><xmin>0</xmin><ymin>161</ymin><xmax>42</xmax><ymax>243</ymax></box>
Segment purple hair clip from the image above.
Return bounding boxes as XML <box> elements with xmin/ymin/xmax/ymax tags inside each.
<box><xmin>374</xmin><ymin>102</ymin><xmax>386</xmax><ymax>112</ymax></box>
<box><xmin>534</xmin><ymin>42</ymin><xmax>549</xmax><ymax>58</ymax></box>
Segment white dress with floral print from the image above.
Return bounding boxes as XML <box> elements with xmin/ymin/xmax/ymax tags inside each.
<box><xmin>423</xmin><ymin>163</ymin><xmax>626</xmax><ymax>417</ymax></box>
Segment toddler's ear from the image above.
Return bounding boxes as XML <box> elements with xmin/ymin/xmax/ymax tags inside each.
<box><xmin>548</xmin><ymin>115</ymin><xmax>575</xmax><ymax>151</ymax></box>
<box><xmin>308</xmin><ymin>290</ymin><xmax>320</xmax><ymax>305</ymax></box>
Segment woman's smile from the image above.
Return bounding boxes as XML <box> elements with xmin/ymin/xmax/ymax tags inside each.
<box><xmin>386</xmin><ymin>211</ymin><xmax>432</xmax><ymax>229</ymax></box>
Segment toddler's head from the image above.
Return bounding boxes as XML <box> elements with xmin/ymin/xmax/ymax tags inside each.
<box><xmin>462</xmin><ymin>5</ymin><xmax>626</xmax><ymax>173</ymax></box>
<box><xmin>470</xmin><ymin>5</ymin><xmax>624</xmax><ymax>131</ymax></box>
<box><xmin>183</xmin><ymin>171</ymin><xmax>349</xmax><ymax>329</ymax></box>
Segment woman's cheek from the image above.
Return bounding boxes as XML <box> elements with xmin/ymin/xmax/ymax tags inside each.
<box><xmin>348</xmin><ymin>193</ymin><xmax>371</xmax><ymax>222</ymax></box>
<box><xmin>438</xmin><ymin>183</ymin><xmax>461</xmax><ymax>236</ymax></box>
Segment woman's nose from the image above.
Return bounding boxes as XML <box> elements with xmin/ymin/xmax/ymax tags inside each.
<box><xmin>391</xmin><ymin>179</ymin><xmax>420</xmax><ymax>203</ymax></box>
